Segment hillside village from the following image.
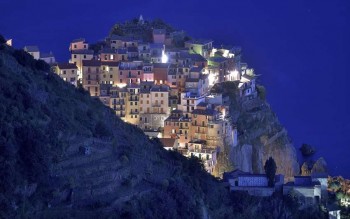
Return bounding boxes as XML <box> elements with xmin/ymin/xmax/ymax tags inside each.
<box><xmin>9</xmin><ymin>16</ymin><xmax>348</xmax><ymax>217</ymax></box>
<box><xmin>23</xmin><ymin>16</ymin><xmax>249</xmax><ymax>177</ymax></box>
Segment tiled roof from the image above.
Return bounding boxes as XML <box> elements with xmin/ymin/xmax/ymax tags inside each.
<box><xmin>153</xmin><ymin>63</ymin><xmax>170</xmax><ymax>68</ymax></box>
<box><xmin>82</xmin><ymin>59</ymin><xmax>101</xmax><ymax>66</ymax></box>
<box><xmin>185</xmin><ymin>39</ymin><xmax>213</xmax><ymax>45</ymax></box>
<box><xmin>150</xmin><ymin>85</ymin><xmax>169</xmax><ymax>92</ymax></box>
<box><xmin>71</xmin><ymin>38</ymin><xmax>86</xmax><ymax>43</ymax></box>
<box><xmin>153</xmin><ymin>29</ymin><xmax>166</xmax><ymax>35</ymax></box>
<box><xmin>100</xmin><ymin>48</ymin><xmax>116</xmax><ymax>54</ymax></box>
<box><xmin>159</xmin><ymin>138</ymin><xmax>176</xmax><ymax>148</ymax></box>
<box><xmin>24</xmin><ymin>46</ymin><xmax>39</xmax><ymax>52</ymax></box>
<box><xmin>56</xmin><ymin>63</ymin><xmax>77</xmax><ymax>69</ymax></box>
<box><xmin>190</xmin><ymin>66</ymin><xmax>203</xmax><ymax>72</ymax></box>
<box><xmin>40</xmin><ymin>52</ymin><xmax>54</xmax><ymax>58</ymax></box>
<box><xmin>101</xmin><ymin>61</ymin><xmax>119</xmax><ymax>67</ymax></box>
<box><xmin>208</xmin><ymin>57</ymin><xmax>227</xmax><ymax>63</ymax></box>
<box><xmin>127</xmin><ymin>47</ymin><xmax>138</xmax><ymax>53</ymax></box>
<box><xmin>192</xmin><ymin>109</ymin><xmax>217</xmax><ymax>116</ymax></box>
<box><xmin>150</xmin><ymin>43</ymin><xmax>164</xmax><ymax>49</ymax></box>
<box><xmin>117</xmin><ymin>48</ymin><xmax>127</xmax><ymax>54</ymax></box>
<box><xmin>189</xmin><ymin>54</ymin><xmax>207</xmax><ymax>62</ymax></box>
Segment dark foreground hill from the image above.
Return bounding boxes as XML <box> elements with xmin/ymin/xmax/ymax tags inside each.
<box><xmin>0</xmin><ymin>38</ymin><xmax>324</xmax><ymax>218</ymax></box>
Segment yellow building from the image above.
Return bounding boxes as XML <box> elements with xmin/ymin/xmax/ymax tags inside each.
<box><xmin>110</xmin><ymin>86</ymin><xmax>127</xmax><ymax>120</ymax></box>
<box><xmin>100</xmin><ymin>61</ymin><xmax>119</xmax><ymax>85</ymax></box>
<box><xmin>70</xmin><ymin>49</ymin><xmax>94</xmax><ymax>79</ymax></box>
<box><xmin>125</xmin><ymin>84</ymin><xmax>140</xmax><ymax>125</ymax></box>
<box><xmin>185</xmin><ymin>39</ymin><xmax>213</xmax><ymax>58</ymax></box>
<box><xmin>53</xmin><ymin>63</ymin><xmax>78</xmax><ymax>86</ymax></box>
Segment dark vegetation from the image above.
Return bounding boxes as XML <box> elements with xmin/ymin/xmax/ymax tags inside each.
<box><xmin>0</xmin><ymin>35</ymin><xmax>327</xmax><ymax>218</ymax></box>
<box><xmin>264</xmin><ymin>157</ymin><xmax>277</xmax><ymax>187</ymax></box>
<box><xmin>300</xmin><ymin>143</ymin><xmax>316</xmax><ymax>157</ymax></box>
<box><xmin>109</xmin><ymin>18</ymin><xmax>189</xmax><ymax>46</ymax></box>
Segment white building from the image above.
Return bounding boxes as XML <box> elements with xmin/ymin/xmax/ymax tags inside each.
<box><xmin>24</xmin><ymin>46</ymin><xmax>40</xmax><ymax>60</ymax></box>
<box><xmin>283</xmin><ymin>176</ymin><xmax>322</xmax><ymax>207</ymax></box>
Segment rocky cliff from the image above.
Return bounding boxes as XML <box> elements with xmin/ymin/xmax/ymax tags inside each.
<box><xmin>212</xmin><ymin>82</ymin><xmax>300</xmax><ymax>180</ymax></box>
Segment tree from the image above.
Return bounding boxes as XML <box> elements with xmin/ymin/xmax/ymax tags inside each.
<box><xmin>299</xmin><ymin>143</ymin><xmax>316</xmax><ymax>157</ymax></box>
<box><xmin>0</xmin><ymin>34</ymin><xmax>6</xmax><ymax>44</ymax></box>
<box><xmin>264</xmin><ymin>157</ymin><xmax>277</xmax><ymax>187</ymax></box>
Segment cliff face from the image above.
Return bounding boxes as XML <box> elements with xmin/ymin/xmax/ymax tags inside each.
<box><xmin>212</xmin><ymin>82</ymin><xmax>300</xmax><ymax>180</ymax></box>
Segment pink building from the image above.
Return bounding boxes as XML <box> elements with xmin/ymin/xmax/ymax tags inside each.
<box><xmin>119</xmin><ymin>62</ymin><xmax>143</xmax><ymax>85</ymax></box>
<box><xmin>153</xmin><ymin>29</ymin><xmax>166</xmax><ymax>44</ymax></box>
<box><xmin>143</xmin><ymin>64</ymin><xmax>154</xmax><ymax>82</ymax></box>
<box><xmin>69</xmin><ymin>38</ymin><xmax>88</xmax><ymax>51</ymax></box>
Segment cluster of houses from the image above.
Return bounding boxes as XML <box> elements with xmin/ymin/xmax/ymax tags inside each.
<box><xmin>224</xmin><ymin>170</ymin><xmax>341</xmax><ymax>218</ymax></box>
<box><xmin>20</xmin><ymin>16</ymin><xmax>257</xmax><ymax>175</ymax></box>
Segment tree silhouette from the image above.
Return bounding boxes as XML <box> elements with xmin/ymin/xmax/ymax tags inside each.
<box><xmin>264</xmin><ymin>157</ymin><xmax>277</xmax><ymax>187</ymax></box>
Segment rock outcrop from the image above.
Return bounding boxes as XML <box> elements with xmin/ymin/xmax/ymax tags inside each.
<box><xmin>224</xmin><ymin>84</ymin><xmax>300</xmax><ymax>180</ymax></box>
<box><xmin>311</xmin><ymin>157</ymin><xmax>328</xmax><ymax>174</ymax></box>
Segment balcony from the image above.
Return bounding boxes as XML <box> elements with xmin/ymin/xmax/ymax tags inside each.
<box><xmin>192</xmin><ymin>123</ymin><xmax>207</xmax><ymax>127</ymax></box>
<box><xmin>129</xmin><ymin>97</ymin><xmax>139</xmax><ymax>101</ymax></box>
<box><xmin>114</xmin><ymin>108</ymin><xmax>125</xmax><ymax>112</ymax></box>
<box><xmin>129</xmin><ymin>111</ymin><xmax>139</xmax><ymax>115</ymax></box>
<box><xmin>152</xmin><ymin>103</ymin><xmax>161</xmax><ymax>107</ymax></box>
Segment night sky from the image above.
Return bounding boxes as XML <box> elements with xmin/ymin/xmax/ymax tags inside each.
<box><xmin>1</xmin><ymin>0</ymin><xmax>350</xmax><ymax>177</ymax></box>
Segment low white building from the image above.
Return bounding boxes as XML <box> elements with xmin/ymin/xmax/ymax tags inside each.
<box><xmin>226</xmin><ymin>171</ymin><xmax>284</xmax><ymax>197</ymax></box>
<box><xmin>24</xmin><ymin>46</ymin><xmax>40</xmax><ymax>60</ymax></box>
<box><xmin>283</xmin><ymin>176</ymin><xmax>322</xmax><ymax>207</ymax></box>
<box><xmin>40</xmin><ymin>52</ymin><xmax>55</xmax><ymax>64</ymax></box>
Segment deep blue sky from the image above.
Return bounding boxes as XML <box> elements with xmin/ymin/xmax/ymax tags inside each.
<box><xmin>1</xmin><ymin>0</ymin><xmax>350</xmax><ymax>177</ymax></box>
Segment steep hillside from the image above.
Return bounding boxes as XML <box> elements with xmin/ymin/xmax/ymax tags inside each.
<box><xmin>0</xmin><ymin>40</ymin><xmax>229</xmax><ymax>218</ymax></box>
<box><xmin>0</xmin><ymin>39</ymin><xmax>324</xmax><ymax>219</ymax></box>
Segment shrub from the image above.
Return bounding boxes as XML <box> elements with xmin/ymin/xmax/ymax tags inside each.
<box><xmin>35</xmin><ymin>59</ymin><xmax>50</xmax><ymax>72</ymax></box>
<box><xmin>0</xmin><ymin>35</ymin><xmax>6</xmax><ymax>44</ymax></box>
<box><xmin>264</xmin><ymin>157</ymin><xmax>277</xmax><ymax>187</ymax></box>
<box><xmin>94</xmin><ymin>121</ymin><xmax>111</xmax><ymax>138</ymax></box>
<box><xmin>300</xmin><ymin>143</ymin><xmax>316</xmax><ymax>157</ymax></box>
<box><xmin>13</xmin><ymin>49</ymin><xmax>35</xmax><ymax>68</ymax></box>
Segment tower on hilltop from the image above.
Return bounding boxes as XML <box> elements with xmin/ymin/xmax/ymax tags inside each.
<box><xmin>139</xmin><ymin>15</ymin><xmax>144</xmax><ymax>25</ymax></box>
